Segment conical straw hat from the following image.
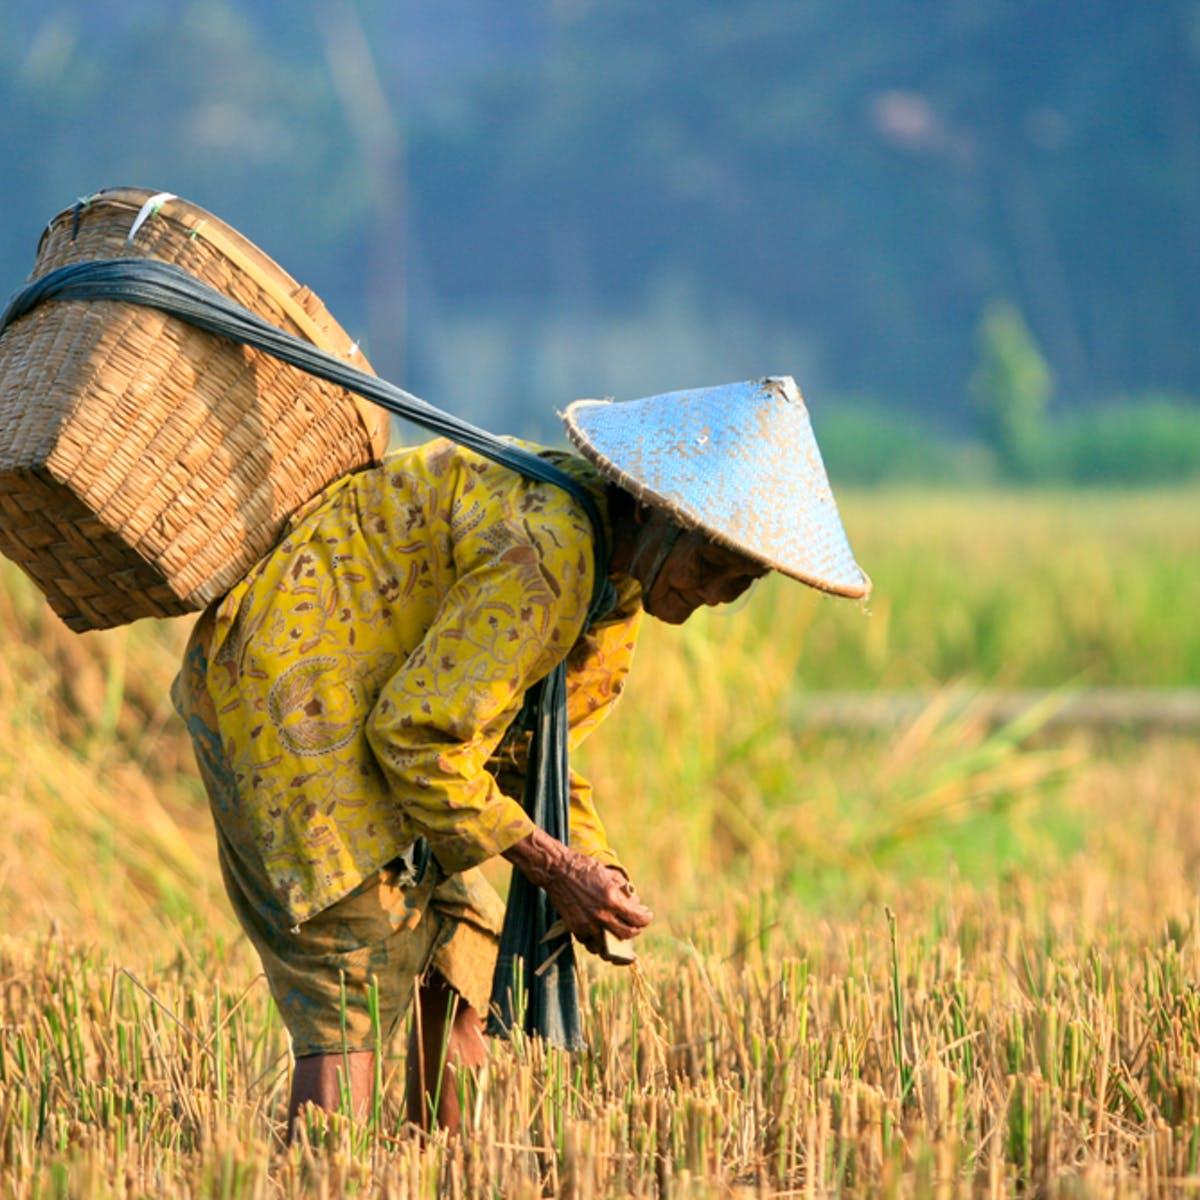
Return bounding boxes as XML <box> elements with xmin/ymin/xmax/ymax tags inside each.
<box><xmin>561</xmin><ymin>376</ymin><xmax>869</xmax><ymax>598</ymax></box>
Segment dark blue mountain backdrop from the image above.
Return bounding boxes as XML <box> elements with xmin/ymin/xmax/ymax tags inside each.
<box><xmin>1</xmin><ymin>0</ymin><xmax>1197</xmax><ymax>443</ymax></box>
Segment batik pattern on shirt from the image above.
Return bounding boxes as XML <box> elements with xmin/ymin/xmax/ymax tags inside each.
<box><xmin>176</xmin><ymin>439</ymin><xmax>642</xmax><ymax>925</ymax></box>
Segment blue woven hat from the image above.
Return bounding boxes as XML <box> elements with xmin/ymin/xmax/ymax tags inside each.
<box><xmin>561</xmin><ymin>376</ymin><xmax>869</xmax><ymax>599</ymax></box>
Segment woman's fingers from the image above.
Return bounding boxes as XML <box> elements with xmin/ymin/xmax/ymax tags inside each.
<box><xmin>543</xmin><ymin>850</ymin><xmax>654</xmax><ymax>944</ymax></box>
<box><xmin>597</xmin><ymin>915</ymin><xmax>645</xmax><ymax>940</ymax></box>
<box><xmin>599</xmin><ymin>908</ymin><xmax>651</xmax><ymax>938</ymax></box>
<box><xmin>594</xmin><ymin>897</ymin><xmax>653</xmax><ymax>940</ymax></box>
<box><xmin>601</xmin><ymin>872</ymin><xmax>653</xmax><ymax>923</ymax></box>
<box><xmin>615</xmin><ymin>895</ymin><xmax>654</xmax><ymax>925</ymax></box>
<box><xmin>608</xmin><ymin>896</ymin><xmax>653</xmax><ymax>929</ymax></box>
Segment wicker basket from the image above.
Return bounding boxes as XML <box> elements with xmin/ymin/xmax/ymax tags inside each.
<box><xmin>0</xmin><ymin>187</ymin><xmax>390</xmax><ymax>632</ymax></box>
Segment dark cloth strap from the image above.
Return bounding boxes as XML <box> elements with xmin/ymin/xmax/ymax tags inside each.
<box><xmin>1</xmin><ymin>256</ymin><xmax>608</xmax><ymax>1049</ymax></box>
<box><xmin>0</xmin><ymin>258</ymin><xmax>613</xmax><ymax>620</ymax></box>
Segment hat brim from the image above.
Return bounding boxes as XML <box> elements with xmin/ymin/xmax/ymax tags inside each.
<box><xmin>562</xmin><ymin>378</ymin><xmax>870</xmax><ymax>600</ymax></box>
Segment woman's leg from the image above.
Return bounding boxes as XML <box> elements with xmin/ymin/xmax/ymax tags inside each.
<box><xmin>286</xmin><ymin>972</ymin><xmax>486</xmax><ymax>1137</ymax></box>
<box><xmin>404</xmin><ymin>970</ymin><xmax>487</xmax><ymax>1134</ymax></box>
<box><xmin>288</xmin><ymin>1050</ymin><xmax>376</xmax><ymax>1134</ymax></box>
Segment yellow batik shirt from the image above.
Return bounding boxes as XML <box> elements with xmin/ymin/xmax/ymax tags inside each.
<box><xmin>179</xmin><ymin>438</ymin><xmax>642</xmax><ymax>926</ymax></box>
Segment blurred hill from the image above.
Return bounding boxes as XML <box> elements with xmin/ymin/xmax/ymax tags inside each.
<box><xmin>1</xmin><ymin>0</ymin><xmax>1198</xmax><ymax>440</ymax></box>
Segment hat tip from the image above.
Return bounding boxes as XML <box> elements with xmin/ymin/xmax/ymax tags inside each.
<box><xmin>761</xmin><ymin>375</ymin><xmax>803</xmax><ymax>405</ymax></box>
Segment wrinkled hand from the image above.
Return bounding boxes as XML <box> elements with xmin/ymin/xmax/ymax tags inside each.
<box><xmin>503</xmin><ymin>828</ymin><xmax>653</xmax><ymax>952</ymax></box>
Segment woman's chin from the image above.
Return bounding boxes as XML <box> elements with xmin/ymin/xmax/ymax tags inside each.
<box><xmin>646</xmin><ymin>590</ymin><xmax>697</xmax><ymax>625</ymax></box>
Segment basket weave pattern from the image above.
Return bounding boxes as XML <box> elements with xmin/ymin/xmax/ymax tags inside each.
<box><xmin>0</xmin><ymin>189</ymin><xmax>385</xmax><ymax>631</ymax></box>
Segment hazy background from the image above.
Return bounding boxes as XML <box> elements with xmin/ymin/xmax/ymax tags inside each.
<box><xmin>5</xmin><ymin>10</ymin><xmax>1200</xmax><ymax>1189</ymax></box>
<box><xmin>2</xmin><ymin>0</ymin><xmax>1199</xmax><ymax>482</ymax></box>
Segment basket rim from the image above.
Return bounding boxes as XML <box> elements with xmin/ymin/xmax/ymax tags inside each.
<box><xmin>38</xmin><ymin>187</ymin><xmax>389</xmax><ymax>458</ymax></box>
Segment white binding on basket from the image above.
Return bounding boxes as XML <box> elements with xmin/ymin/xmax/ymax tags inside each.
<box><xmin>126</xmin><ymin>193</ymin><xmax>177</xmax><ymax>243</ymax></box>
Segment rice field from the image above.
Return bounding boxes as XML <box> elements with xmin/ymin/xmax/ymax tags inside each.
<box><xmin>2</xmin><ymin>487</ymin><xmax>1200</xmax><ymax>1197</ymax></box>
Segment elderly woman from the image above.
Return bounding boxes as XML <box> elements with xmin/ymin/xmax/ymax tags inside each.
<box><xmin>173</xmin><ymin>376</ymin><xmax>868</xmax><ymax>1133</ymax></box>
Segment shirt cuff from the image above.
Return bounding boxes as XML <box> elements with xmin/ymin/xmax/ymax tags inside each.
<box><xmin>426</xmin><ymin>795</ymin><xmax>537</xmax><ymax>876</ymax></box>
<box><xmin>568</xmin><ymin>832</ymin><xmax>622</xmax><ymax>872</ymax></box>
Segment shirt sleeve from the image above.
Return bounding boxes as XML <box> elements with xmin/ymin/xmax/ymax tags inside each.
<box><xmin>366</xmin><ymin>485</ymin><xmax>596</xmax><ymax>875</ymax></box>
<box><xmin>562</xmin><ymin>602</ymin><xmax>643</xmax><ymax>868</ymax></box>
<box><xmin>483</xmin><ymin>584</ymin><xmax>643</xmax><ymax>870</ymax></box>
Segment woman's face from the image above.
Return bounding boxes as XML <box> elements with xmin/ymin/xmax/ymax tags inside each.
<box><xmin>635</xmin><ymin>517</ymin><xmax>770</xmax><ymax>624</ymax></box>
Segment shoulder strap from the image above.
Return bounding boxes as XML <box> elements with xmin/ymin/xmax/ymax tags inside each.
<box><xmin>0</xmin><ymin>257</ymin><xmax>616</xmax><ymax>624</ymax></box>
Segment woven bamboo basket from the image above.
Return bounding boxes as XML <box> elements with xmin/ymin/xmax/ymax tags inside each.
<box><xmin>0</xmin><ymin>187</ymin><xmax>390</xmax><ymax>632</ymax></box>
